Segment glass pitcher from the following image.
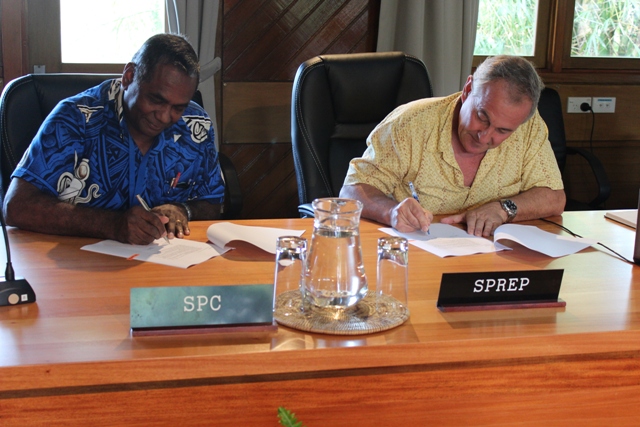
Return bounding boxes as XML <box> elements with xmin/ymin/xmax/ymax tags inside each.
<box><xmin>302</xmin><ymin>198</ymin><xmax>368</xmax><ymax>309</ymax></box>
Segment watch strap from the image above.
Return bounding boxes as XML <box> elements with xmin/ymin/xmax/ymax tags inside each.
<box><xmin>180</xmin><ymin>202</ymin><xmax>192</xmax><ymax>221</ymax></box>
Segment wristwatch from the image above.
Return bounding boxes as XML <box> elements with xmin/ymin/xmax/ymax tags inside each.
<box><xmin>500</xmin><ymin>199</ymin><xmax>517</xmax><ymax>223</ymax></box>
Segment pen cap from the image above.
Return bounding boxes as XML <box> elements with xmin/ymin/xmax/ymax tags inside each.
<box><xmin>634</xmin><ymin>189</ymin><xmax>640</xmax><ymax>265</ymax></box>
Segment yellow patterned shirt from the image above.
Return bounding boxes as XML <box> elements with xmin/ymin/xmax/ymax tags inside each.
<box><xmin>343</xmin><ymin>92</ymin><xmax>564</xmax><ymax>215</ymax></box>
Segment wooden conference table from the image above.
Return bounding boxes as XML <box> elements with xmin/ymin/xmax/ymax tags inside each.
<box><xmin>1</xmin><ymin>212</ymin><xmax>640</xmax><ymax>426</ymax></box>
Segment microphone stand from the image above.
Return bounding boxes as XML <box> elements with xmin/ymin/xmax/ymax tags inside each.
<box><xmin>0</xmin><ymin>207</ymin><xmax>36</xmax><ymax>306</ymax></box>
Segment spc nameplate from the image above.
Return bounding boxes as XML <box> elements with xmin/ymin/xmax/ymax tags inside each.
<box><xmin>437</xmin><ymin>269</ymin><xmax>564</xmax><ymax>312</ymax></box>
<box><xmin>130</xmin><ymin>284</ymin><xmax>274</xmax><ymax>331</ymax></box>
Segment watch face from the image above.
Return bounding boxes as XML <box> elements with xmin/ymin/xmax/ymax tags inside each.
<box><xmin>503</xmin><ymin>200</ymin><xmax>517</xmax><ymax>212</ymax></box>
<box><xmin>501</xmin><ymin>199</ymin><xmax>517</xmax><ymax>222</ymax></box>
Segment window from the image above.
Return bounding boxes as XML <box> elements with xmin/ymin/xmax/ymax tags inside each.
<box><xmin>571</xmin><ymin>0</ymin><xmax>640</xmax><ymax>58</ymax></box>
<box><xmin>60</xmin><ymin>0</ymin><xmax>165</xmax><ymax>64</ymax></box>
<box><xmin>473</xmin><ymin>0</ymin><xmax>550</xmax><ymax>68</ymax></box>
<box><xmin>565</xmin><ymin>0</ymin><xmax>640</xmax><ymax>69</ymax></box>
<box><xmin>475</xmin><ymin>0</ymin><xmax>538</xmax><ymax>56</ymax></box>
<box><xmin>474</xmin><ymin>0</ymin><xmax>640</xmax><ymax>71</ymax></box>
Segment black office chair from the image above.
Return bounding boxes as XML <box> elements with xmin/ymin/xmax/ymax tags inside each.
<box><xmin>291</xmin><ymin>52</ymin><xmax>433</xmax><ymax>217</ymax></box>
<box><xmin>0</xmin><ymin>73</ymin><xmax>242</xmax><ymax>218</ymax></box>
<box><xmin>538</xmin><ymin>87</ymin><xmax>611</xmax><ymax>210</ymax></box>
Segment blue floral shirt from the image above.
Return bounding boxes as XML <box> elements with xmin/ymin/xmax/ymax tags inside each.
<box><xmin>13</xmin><ymin>78</ymin><xmax>224</xmax><ymax>210</ymax></box>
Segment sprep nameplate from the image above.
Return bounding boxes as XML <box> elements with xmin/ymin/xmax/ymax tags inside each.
<box><xmin>437</xmin><ymin>269</ymin><xmax>564</xmax><ymax>312</ymax></box>
<box><xmin>130</xmin><ymin>284</ymin><xmax>274</xmax><ymax>332</ymax></box>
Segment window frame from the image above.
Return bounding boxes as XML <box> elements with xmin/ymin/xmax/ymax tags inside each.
<box><xmin>561</xmin><ymin>0</ymin><xmax>640</xmax><ymax>70</ymax></box>
<box><xmin>473</xmin><ymin>0</ymin><xmax>552</xmax><ymax>69</ymax></box>
<box><xmin>473</xmin><ymin>0</ymin><xmax>640</xmax><ymax>73</ymax></box>
<box><xmin>26</xmin><ymin>0</ymin><xmax>165</xmax><ymax>74</ymax></box>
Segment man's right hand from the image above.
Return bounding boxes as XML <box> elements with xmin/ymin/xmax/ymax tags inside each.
<box><xmin>340</xmin><ymin>183</ymin><xmax>433</xmax><ymax>233</ymax></box>
<box><xmin>3</xmin><ymin>178</ymin><xmax>170</xmax><ymax>244</ymax></box>
<box><xmin>390</xmin><ymin>198</ymin><xmax>433</xmax><ymax>233</ymax></box>
<box><xmin>115</xmin><ymin>206</ymin><xmax>169</xmax><ymax>245</ymax></box>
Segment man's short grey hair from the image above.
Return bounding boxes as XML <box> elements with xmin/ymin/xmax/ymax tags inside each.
<box><xmin>472</xmin><ymin>55</ymin><xmax>544</xmax><ymax>120</ymax></box>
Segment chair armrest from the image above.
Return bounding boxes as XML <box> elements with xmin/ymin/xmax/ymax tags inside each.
<box><xmin>219</xmin><ymin>152</ymin><xmax>243</xmax><ymax>219</ymax></box>
<box><xmin>566</xmin><ymin>146</ymin><xmax>611</xmax><ymax>208</ymax></box>
<box><xmin>298</xmin><ymin>203</ymin><xmax>314</xmax><ymax>218</ymax></box>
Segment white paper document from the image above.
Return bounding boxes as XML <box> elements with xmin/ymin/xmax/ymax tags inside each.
<box><xmin>206</xmin><ymin>222</ymin><xmax>305</xmax><ymax>254</ymax></box>
<box><xmin>380</xmin><ymin>224</ymin><xmax>510</xmax><ymax>257</ymax></box>
<box><xmin>604</xmin><ymin>210</ymin><xmax>637</xmax><ymax>229</ymax></box>
<box><xmin>494</xmin><ymin>224</ymin><xmax>597</xmax><ymax>257</ymax></box>
<box><xmin>82</xmin><ymin>222</ymin><xmax>306</xmax><ymax>268</ymax></box>
<box><xmin>82</xmin><ymin>238</ymin><xmax>227</xmax><ymax>269</ymax></box>
<box><xmin>380</xmin><ymin>223</ymin><xmax>596</xmax><ymax>258</ymax></box>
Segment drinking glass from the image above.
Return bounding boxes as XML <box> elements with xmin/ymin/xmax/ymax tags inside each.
<box><xmin>376</xmin><ymin>236</ymin><xmax>408</xmax><ymax>314</ymax></box>
<box><xmin>274</xmin><ymin>236</ymin><xmax>307</xmax><ymax>309</ymax></box>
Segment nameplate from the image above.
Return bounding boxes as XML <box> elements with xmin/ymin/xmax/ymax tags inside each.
<box><xmin>130</xmin><ymin>284</ymin><xmax>274</xmax><ymax>333</ymax></box>
<box><xmin>437</xmin><ymin>269</ymin><xmax>564</xmax><ymax>312</ymax></box>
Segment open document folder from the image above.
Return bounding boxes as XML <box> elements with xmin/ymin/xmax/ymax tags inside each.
<box><xmin>381</xmin><ymin>223</ymin><xmax>597</xmax><ymax>258</ymax></box>
<box><xmin>81</xmin><ymin>222</ymin><xmax>305</xmax><ymax>268</ymax></box>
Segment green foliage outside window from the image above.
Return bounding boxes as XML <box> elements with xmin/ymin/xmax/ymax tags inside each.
<box><xmin>572</xmin><ymin>0</ymin><xmax>640</xmax><ymax>58</ymax></box>
<box><xmin>474</xmin><ymin>0</ymin><xmax>538</xmax><ymax>56</ymax></box>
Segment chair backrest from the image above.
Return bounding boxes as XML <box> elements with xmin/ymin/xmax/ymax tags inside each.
<box><xmin>537</xmin><ymin>87</ymin><xmax>611</xmax><ymax>209</ymax></box>
<box><xmin>0</xmin><ymin>73</ymin><xmax>120</xmax><ymax>199</ymax></box>
<box><xmin>291</xmin><ymin>52</ymin><xmax>433</xmax><ymax>206</ymax></box>
<box><xmin>537</xmin><ymin>87</ymin><xmax>567</xmax><ymax>172</ymax></box>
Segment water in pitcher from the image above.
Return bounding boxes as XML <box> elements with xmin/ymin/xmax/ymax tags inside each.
<box><xmin>303</xmin><ymin>198</ymin><xmax>368</xmax><ymax>309</ymax></box>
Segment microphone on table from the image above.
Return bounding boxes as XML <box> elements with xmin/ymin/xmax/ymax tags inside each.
<box><xmin>0</xmin><ymin>207</ymin><xmax>36</xmax><ymax>306</ymax></box>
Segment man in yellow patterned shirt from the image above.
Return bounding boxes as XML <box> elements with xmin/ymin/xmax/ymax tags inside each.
<box><xmin>340</xmin><ymin>55</ymin><xmax>565</xmax><ymax>237</ymax></box>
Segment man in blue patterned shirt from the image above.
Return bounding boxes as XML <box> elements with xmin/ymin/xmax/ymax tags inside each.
<box><xmin>3</xmin><ymin>34</ymin><xmax>225</xmax><ymax>244</ymax></box>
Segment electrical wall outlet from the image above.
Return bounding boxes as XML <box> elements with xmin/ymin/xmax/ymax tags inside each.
<box><xmin>567</xmin><ymin>97</ymin><xmax>591</xmax><ymax>113</ymax></box>
<box><xmin>592</xmin><ymin>97</ymin><xmax>616</xmax><ymax>113</ymax></box>
<box><xmin>567</xmin><ymin>96</ymin><xmax>591</xmax><ymax>113</ymax></box>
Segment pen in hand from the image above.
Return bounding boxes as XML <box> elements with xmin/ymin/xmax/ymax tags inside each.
<box><xmin>408</xmin><ymin>182</ymin><xmax>430</xmax><ymax>235</ymax></box>
<box><xmin>136</xmin><ymin>194</ymin><xmax>171</xmax><ymax>244</ymax></box>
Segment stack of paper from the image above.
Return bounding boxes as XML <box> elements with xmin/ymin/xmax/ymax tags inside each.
<box><xmin>604</xmin><ymin>210</ymin><xmax>637</xmax><ymax>229</ymax></box>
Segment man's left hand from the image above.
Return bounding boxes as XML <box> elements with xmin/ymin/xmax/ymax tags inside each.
<box><xmin>152</xmin><ymin>204</ymin><xmax>190</xmax><ymax>239</ymax></box>
<box><xmin>441</xmin><ymin>201</ymin><xmax>507</xmax><ymax>237</ymax></box>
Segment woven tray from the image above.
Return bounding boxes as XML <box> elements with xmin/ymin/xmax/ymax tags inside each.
<box><xmin>274</xmin><ymin>290</ymin><xmax>409</xmax><ymax>335</ymax></box>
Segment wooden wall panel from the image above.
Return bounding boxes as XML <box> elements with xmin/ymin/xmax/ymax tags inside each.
<box><xmin>220</xmin><ymin>0</ymin><xmax>379</xmax><ymax>219</ymax></box>
<box><xmin>549</xmin><ymin>84</ymin><xmax>640</xmax><ymax>209</ymax></box>
<box><xmin>223</xmin><ymin>0</ymin><xmax>376</xmax><ymax>81</ymax></box>
<box><xmin>555</xmin><ymin>85</ymin><xmax>640</xmax><ymax>142</ymax></box>
<box><xmin>220</xmin><ymin>143</ymin><xmax>299</xmax><ymax>219</ymax></box>
<box><xmin>222</xmin><ymin>82</ymin><xmax>292</xmax><ymax>144</ymax></box>
<box><xmin>0</xmin><ymin>0</ymin><xmax>28</xmax><ymax>84</ymax></box>
<box><xmin>561</xmin><ymin>141</ymin><xmax>640</xmax><ymax>210</ymax></box>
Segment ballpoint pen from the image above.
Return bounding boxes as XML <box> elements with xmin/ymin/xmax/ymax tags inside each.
<box><xmin>136</xmin><ymin>194</ymin><xmax>171</xmax><ymax>244</ymax></box>
<box><xmin>408</xmin><ymin>181</ymin><xmax>430</xmax><ymax>234</ymax></box>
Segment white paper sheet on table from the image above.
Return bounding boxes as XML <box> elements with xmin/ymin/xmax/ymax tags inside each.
<box><xmin>206</xmin><ymin>222</ymin><xmax>305</xmax><ymax>254</ymax></box>
<box><xmin>380</xmin><ymin>223</ymin><xmax>596</xmax><ymax>258</ymax></box>
<box><xmin>81</xmin><ymin>238</ymin><xmax>227</xmax><ymax>269</ymax></box>
<box><xmin>81</xmin><ymin>223</ymin><xmax>305</xmax><ymax>268</ymax></box>
<box><xmin>380</xmin><ymin>224</ymin><xmax>510</xmax><ymax>257</ymax></box>
<box><xmin>494</xmin><ymin>224</ymin><xmax>596</xmax><ymax>257</ymax></box>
